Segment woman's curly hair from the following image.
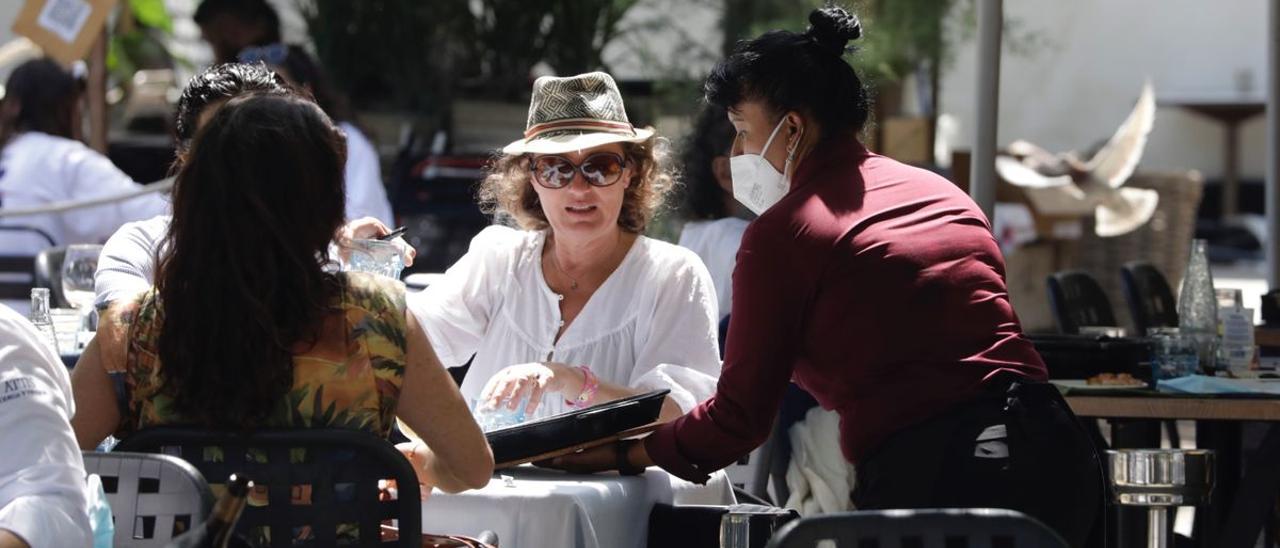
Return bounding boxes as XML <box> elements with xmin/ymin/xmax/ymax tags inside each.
<box><xmin>478</xmin><ymin>134</ymin><xmax>676</xmax><ymax>233</ymax></box>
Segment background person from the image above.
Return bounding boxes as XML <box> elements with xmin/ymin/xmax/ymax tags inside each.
<box><xmin>0</xmin><ymin>59</ymin><xmax>169</xmax><ymax>256</ymax></box>
<box><xmin>239</xmin><ymin>44</ymin><xmax>394</xmax><ymax>226</ymax></box>
<box><xmin>194</xmin><ymin>0</ymin><xmax>281</xmax><ymax>65</ymax></box>
<box><xmin>676</xmin><ymin>103</ymin><xmax>750</xmax><ymax>324</ymax></box>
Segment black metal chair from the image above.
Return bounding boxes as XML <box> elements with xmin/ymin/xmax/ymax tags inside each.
<box><xmin>1120</xmin><ymin>261</ymin><xmax>1179</xmax><ymax>337</ymax></box>
<box><xmin>34</xmin><ymin>246</ymin><xmax>68</xmax><ymax>308</ymax></box>
<box><xmin>82</xmin><ymin>450</ymin><xmax>215</xmax><ymax>547</ymax></box>
<box><xmin>1119</xmin><ymin>262</ymin><xmax>1186</xmax><ymax>448</ymax></box>
<box><xmin>0</xmin><ymin>225</ymin><xmax>57</xmax><ymax>301</ymax></box>
<box><xmin>765</xmin><ymin>508</ymin><xmax>1069</xmax><ymax>548</ymax></box>
<box><xmin>1047</xmin><ymin>270</ymin><xmax>1119</xmax><ymax>334</ymax></box>
<box><xmin>115</xmin><ymin>427</ymin><xmax>425</xmax><ymax>547</ymax></box>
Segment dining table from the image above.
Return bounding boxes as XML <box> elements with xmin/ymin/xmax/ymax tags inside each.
<box><xmin>420</xmin><ymin>465</ymin><xmax>736</xmax><ymax>548</ymax></box>
<box><xmin>1062</xmin><ymin>383</ymin><xmax>1280</xmax><ymax>548</ymax></box>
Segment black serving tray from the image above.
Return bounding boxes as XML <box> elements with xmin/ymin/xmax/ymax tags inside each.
<box><xmin>1028</xmin><ymin>333</ymin><xmax>1154</xmax><ymax>381</ymax></box>
<box><xmin>486</xmin><ymin>388</ymin><xmax>669</xmax><ymax>466</ymax></box>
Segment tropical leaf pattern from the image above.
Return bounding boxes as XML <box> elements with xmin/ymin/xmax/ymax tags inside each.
<box><xmin>105</xmin><ymin>272</ymin><xmax>408</xmax><ymax>438</ymax></box>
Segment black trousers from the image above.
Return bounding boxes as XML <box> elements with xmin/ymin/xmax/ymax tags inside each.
<box><xmin>851</xmin><ymin>380</ymin><xmax>1103</xmax><ymax>547</ymax></box>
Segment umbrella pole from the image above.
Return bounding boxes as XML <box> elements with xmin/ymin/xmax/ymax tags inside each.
<box><xmin>970</xmin><ymin>0</ymin><xmax>1003</xmax><ymax>222</ymax></box>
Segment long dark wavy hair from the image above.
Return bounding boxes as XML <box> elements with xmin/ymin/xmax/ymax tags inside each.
<box><xmin>679</xmin><ymin>104</ymin><xmax>736</xmax><ymax>221</ymax></box>
<box><xmin>0</xmin><ymin>58</ymin><xmax>84</xmax><ymax>150</ymax></box>
<box><xmin>156</xmin><ymin>93</ymin><xmax>347</xmax><ymax>428</ymax></box>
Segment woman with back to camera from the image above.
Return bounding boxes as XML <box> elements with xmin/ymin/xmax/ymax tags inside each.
<box><xmin>69</xmin><ymin>93</ymin><xmax>492</xmax><ymax>496</ymax></box>
<box><xmin>546</xmin><ymin>7</ymin><xmax>1101</xmax><ymax>545</ymax></box>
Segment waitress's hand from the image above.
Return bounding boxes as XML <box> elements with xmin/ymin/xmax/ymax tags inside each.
<box><xmin>479</xmin><ymin>362</ymin><xmax>584</xmax><ymax>416</ymax></box>
<box><xmin>535</xmin><ymin>444</ymin><xmax>618</xmax><ymax>474</ymax></box>
<box><xmin>336</xmin><ymin>217</ymin><xmax>416</xmax><ymax>267</ymax></box>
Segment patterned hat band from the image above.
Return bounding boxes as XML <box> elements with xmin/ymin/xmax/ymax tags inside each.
<box><xmin>524</xmin><ymin>118</ymin><xmax>637</xmax><ymax>140</ymax></box>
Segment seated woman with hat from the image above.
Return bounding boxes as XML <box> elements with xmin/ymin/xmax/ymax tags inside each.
<box><xmin>406</xmin><ymin>72</ymin><xmax>721</xmax><ymax>423</ymax></box>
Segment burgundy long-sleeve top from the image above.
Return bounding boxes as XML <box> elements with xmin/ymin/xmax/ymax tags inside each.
<box><xmin>646</xmin><ymin>137</ymin><xmax>1048</xmax><ymax>483</ymax></box>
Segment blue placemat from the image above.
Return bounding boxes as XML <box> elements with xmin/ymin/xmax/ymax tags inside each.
<box><xmin>1157</xmin><ymin>375</ymin><xmax>1280</xmax><ymax>396</ymax></box>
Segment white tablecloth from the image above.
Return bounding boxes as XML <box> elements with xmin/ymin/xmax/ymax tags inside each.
<box><xmin>421</xmin><ymin>467</ymin><xmax>735</xmax><ymax>548</ymax></box>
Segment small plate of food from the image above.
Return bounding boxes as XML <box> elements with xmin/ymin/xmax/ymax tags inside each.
<box><xmin>1051</xmin><ymin>373</ymin><xmax>1149</xmax><ymax>391</ymax></box>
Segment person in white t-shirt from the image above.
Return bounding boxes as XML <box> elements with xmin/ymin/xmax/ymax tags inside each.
<box><xmin>239</xmin><ymin>44</ymin><xmax>395</xmax><ymax>226</ymax></box>
<box><xmin>93</xmin><ymin>63</ymin><xmax>413</xmax><ymax>310</ymax></box>
<box><xmin>0</xmin><ymin>305</ymin><xmax>91</xmax><ymax>548</ymax></box>
<box><xmin>405</xmin><ymin>72</ymin><xmax>721</xmax><ymax>423</ymax></box>
<box><xmin>675</xmin><ymin>104</ymin><xmax>753</xmax><ymax>320</ymax></box>
<box><xmin>0</xmin><ymin>59</ymin><xmax>169</xmax><ymax>256</ymax></box>
<box><xmin>94</xmin><ymin>62</ymin><xmax>292</xmax><ymax>308</ymax></box>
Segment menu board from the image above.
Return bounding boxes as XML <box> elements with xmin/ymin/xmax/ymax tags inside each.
<box><xmin>12</xmin><ymin>0</ymin><xmax>118</xmax><ymax>66</ymax></box>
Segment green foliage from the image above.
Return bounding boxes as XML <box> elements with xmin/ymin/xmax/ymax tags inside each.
<box><xmin>298</xmin><ymin>0</ymin><xmax>647</xmax><ymax>111</ymax></box>
<box><xmin>735</xmin><ymin>0</ymin><xmax>955</xmax><ymax>84</ymax></box>
<box><xmin>129</xmin><ymin>0</ymin><xmax>173</xmax><ymax>33</ymax></box>
<box><xmin>297</xmin><ymin>0</ymin><xmax>472</xmax><ymax>113</ymax></box>
<box><xmin>107</xmin><ymin>0</ymin><xmax>180</xmax><ymax>84</ymax></box>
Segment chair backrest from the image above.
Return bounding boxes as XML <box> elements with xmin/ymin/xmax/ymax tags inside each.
<box><xmin>765</xmin><ymin>508</ymin><xmax>1069</xmax><ymax>548</ymax></box>
<box><xmin>1120</xmin><ymin>261</ymin><xmax>1179</xmax><ymax>336</ymax></box>
<box><xmin>0</xmin><ymin>255</ymin><xmax>34</xmax><ymax>301</ymax></box>
<box><xmin>0</xmin><ymin>225</ymin><xmax>57</xmax><ymax>301</ymax></box>
<box><xmin>1046</xmin><ymin>270</ymin><xmax>1118</xmax><ymax>334</ymax></box>
<box><xmin>82</xmin><ymin>450</ymin><xmax>215</xmax><ymax>547</ymax></box>
<box><xmin>115</xmin><ymin>427</ymin><xmax>422</xmax><ymax>548</ymax></box>
<box><xmin>34</xmin><ymin>246</ymin><xmax>68</xmax><ymax>308</ymax></box>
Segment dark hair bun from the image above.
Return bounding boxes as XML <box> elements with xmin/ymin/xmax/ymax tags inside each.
<box><xmin>806</xmin><ymin>6</ymin><xmax>862</xmax><ymax>56</ymax></box>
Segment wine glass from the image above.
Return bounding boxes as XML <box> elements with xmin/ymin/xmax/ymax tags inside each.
<box><xmin>61</xmin><ymin>244</ymin><xmax>103</xmax><ymax>348</ymax></box>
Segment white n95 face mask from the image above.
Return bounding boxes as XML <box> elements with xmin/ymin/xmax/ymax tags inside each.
<box><xmin>730</xmin><ymin>117</ymin><xmax>797</xmax><ymax>215</ymax></box>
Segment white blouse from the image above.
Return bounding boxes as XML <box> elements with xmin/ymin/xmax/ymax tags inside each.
<box><xmin>407</xmin><ymin>226</ymin><xmax>722</xmax><ymax>419</ymax></box>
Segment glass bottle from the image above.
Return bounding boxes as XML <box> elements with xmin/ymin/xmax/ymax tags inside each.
<box><xmin>170</xmin><ymin>474</ymin><xmax>252</xmax><ymax>548</ymax></box>
<box><xmin>1178</xmin><ymin>239</ymin><xmax>1219</xmax><ymax>373</ymax></box>
<box><xmin>28</xmin><ymin>288</ymin><xmax>59</xmax><ymax>355</ymax></box>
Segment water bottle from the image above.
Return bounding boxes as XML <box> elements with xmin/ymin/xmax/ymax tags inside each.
<box><xmin>1178</xmin><ymin>239</ymin><xmax>1219</xmax><ymax>373</ymax></box>
<box><xmin>28</xmin><ymin>288</ymin><xmax>59</xmax><ymax>355</ymax></box>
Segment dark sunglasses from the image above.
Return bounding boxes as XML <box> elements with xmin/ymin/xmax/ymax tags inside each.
<box><xmin>238</xmin><ymin>43</ymin><xmax>289</xmax><ymax>65</ymax></box>
<box><xmin>529</xmin><ymin>153</ymin><xmax>629</xmax><ymax>189</ymax></box>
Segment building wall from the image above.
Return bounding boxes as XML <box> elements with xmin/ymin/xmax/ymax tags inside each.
<box><xmin>939</xmin><ymin>0</ymin><xmax>1268</xmax><ymax>180</ymax></box>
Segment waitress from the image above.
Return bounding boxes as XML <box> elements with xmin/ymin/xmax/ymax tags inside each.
<box><xmin>546</xmin><ymin>7</ymin><xmax>1101</xmax><ymax>545</ymax></box>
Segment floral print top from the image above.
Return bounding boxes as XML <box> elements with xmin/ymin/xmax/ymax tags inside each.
<box><xmin>101</xmin><ymin>271</ymin><xmax>408</xmax><ymax>438</ymax></box>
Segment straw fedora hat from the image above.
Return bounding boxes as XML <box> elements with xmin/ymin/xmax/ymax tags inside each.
<box><xmin>502</xmin><ymin>72</ymin><xmax>654</xmax><ymax>155</ymax></box>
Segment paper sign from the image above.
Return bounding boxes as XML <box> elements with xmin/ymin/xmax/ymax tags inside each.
<box><xmin>12</xmin><ymin>0</ymin><xmax>118</xmax><ymax>66</ymax></box>
<box><xmin>1220</xmin><ymin>307</ymin><xmax>1256</xmax><ymax>371</ymax></box>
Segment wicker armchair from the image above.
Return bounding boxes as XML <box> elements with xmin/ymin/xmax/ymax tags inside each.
<box><xmin>1073</xmin><ymin>171</ymin><xmax>1204</xmax><ymax>332</ymax></box>
<box><xmin>1005</xmin><ymin>170</ymin><xmax>1203</xmax><ymax>333</ymax></box>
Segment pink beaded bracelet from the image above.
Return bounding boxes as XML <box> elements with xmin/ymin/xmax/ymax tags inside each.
<box><xmin>565</xmin><ymin>366</ymin><xmax>599</xmax><ymax>408</ymax></box>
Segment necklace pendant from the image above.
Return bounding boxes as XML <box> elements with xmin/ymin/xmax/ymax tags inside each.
<box><xmin>570</xmin><ymin>281</ymin><xmax>579</xmax><ymax>290</ymax></box>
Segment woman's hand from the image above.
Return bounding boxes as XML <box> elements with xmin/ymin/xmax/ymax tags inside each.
<box><xmin>479</xmin><ymin>362</ymin><xmax>585</xmax><ymax>416</ymax></box>
<box><xmin>396</xmin><ymin>440</ymin><xmax>437</xmax><ymax>500</ymax></box>
<box><xmin>336</xmin><ymin>217</ymin><xmax>416</xmax><ymax>267</ymax></box>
